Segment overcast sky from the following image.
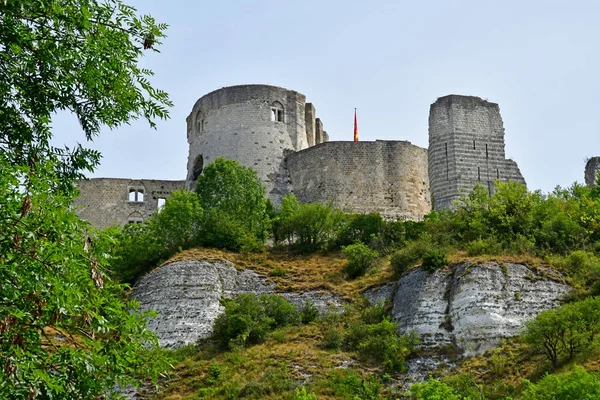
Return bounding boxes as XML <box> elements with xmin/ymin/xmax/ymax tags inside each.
<box><xmin>52</xmin><ymin>0</ymin><xmax>600</xmax><ymax>193</ymax></box>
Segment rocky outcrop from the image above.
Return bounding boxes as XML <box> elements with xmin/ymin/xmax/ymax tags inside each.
<box><xmin>132</xmin><ymin>259</ymin><xmax>343</xmax><ymax>348</ymax></box>
<box><xmin>392</xmin><ymin>262</ymin><xmax>571</xmax><ymax>356</ymax></box>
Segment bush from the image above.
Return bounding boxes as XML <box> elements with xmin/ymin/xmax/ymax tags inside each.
<box><xmin>323</xmin><ymin>326</ymin><xmax>344</xmax><ymax>351</ymax></box>
<box><xmin>421</xmin><ymin>247</ymin><xmax>449</xmax><ymax>272</ymax></box>
<box><xmin>347</xmin><ymin>319</ymin><xmax>418</xmax><ymax>372</ymax></box>
<box><xmin>335</xmin><ymin>212</ymin><xmax>383</xmax><ymax>247</ymax></box>
<box><xmin>408</xmin><ymin>378</ymin><xmax>461</xmax><ymax>400</ymax></box>
<box><xmin>522</xmin><ymin>366</ymin><xmax>600</xmax><ymax>400</ymax></box>
<box><xmin>343</xmin><ymin>241</ymin><xmax>379</xmax><ymax>279</ymax></box>
<box><xmin>294</xmin><ymin>386</ymin><xmax>318</xmax><ymax>400</ymax></box>
<box><xmin>212</xmin><ymin>294</ymin><xmax>298</xmax><ymax>349</ymax></box>
<box><xmin>389</xmin><ymin>239</ymin><xmax>428</xmax><ymax>276</ymax></box>
<box><xmin>360</xmin><ymin>303</ymin><xmax>388</xmax><ymax>325</ymax></box>
<box><xmin>274</xmin><ymin>194</ymin><xmax>344</xmax><ymax>251</ymax></box>
<box><xmin>299</xmin><ymin>301</ymin><xmax>319</xmax><ymax>324</ymax></box>
<box><xmin>465</xmin><ymin>237</ymin><xmax>502</xmax><ymax>256</ymax></box>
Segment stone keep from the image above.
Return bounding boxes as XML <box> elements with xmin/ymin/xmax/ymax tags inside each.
<box><xmin>428</xmin><ymin>95</ymin><xmax>526</xmax><ymax>210</ymax></box>
<box><xmin>585</xmin><ymin>157</ymin><xmax>600</xmax><ymax>188</ymax></box>
<box><xmin>185</xmin><ymin>85</ymin><xmax>322</xmax><ymax>204</ymax></box>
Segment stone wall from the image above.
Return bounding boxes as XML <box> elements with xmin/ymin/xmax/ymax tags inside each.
<box><xmin>73</xmin><ymin>178</ymin><xmax>185</xmax><ymax>229</ymax></box>
<box><xmin>585</xmin><ymin>157</ymin><xmax>600</xmax><ymax>188</ymax></box>
<box><xmin>428</xmin><ymin>95</ymin><xmax>526</xmax><ymax>210</ymax></box>
<box><xmin>286</xmin><ymin>140</ymin><xmax>431</xmax><ymax>220</ymax></box>
<box><xmin>185</xmin><ymin>85</ymin><xmax>325</xmax><ymax>205</ymax></box>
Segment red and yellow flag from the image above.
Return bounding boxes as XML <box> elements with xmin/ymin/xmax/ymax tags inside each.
<box><xmin>353</xmin><ymin>108</ymin><xmax>358</xmax><ymax>142</ymax></box>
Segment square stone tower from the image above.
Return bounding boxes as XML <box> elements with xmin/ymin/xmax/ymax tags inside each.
<box><xmin>428</xmin><ymin>95</ymin><xmax>526</xmax><ymax>210</ymax></box>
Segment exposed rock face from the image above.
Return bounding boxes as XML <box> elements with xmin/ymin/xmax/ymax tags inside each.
<box><xmin>392</xmin><ymin>262</ymin><xmax>570</xmax><ymax>356</ymax></box>
<box><xmin>132</xmin><ymin>259</ymin><xmax>343</xmax><ymax>348</ymax></box>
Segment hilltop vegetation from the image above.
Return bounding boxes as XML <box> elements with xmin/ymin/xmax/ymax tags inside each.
<box><xmin>99</xmin><ymin>156</ymin><xmax>600</xmax><ymax>399</ymax></box>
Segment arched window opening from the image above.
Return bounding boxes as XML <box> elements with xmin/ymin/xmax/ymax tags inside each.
<box><xmin>127</xmin><ymin>211</ymin><xmax>144</xmax><ymax>224</ymax></box>
<box><xmin>270</xmin><ymin>101</ymin><xmax>284</xmax><ymax>122</ymax></box>
<box><xmin>128</xmin><ymin>187</ymin><xmax>145</xmax><ymax>202</ymax></box>
<box><xmin>191</xmin><ymin>154</ymin><xmax>204</xmax><ymax>181</ymax></box>
<box><xmin>195</xmin><ymin>110</ymin><xmax>204</xmax><ymax>134</ymax></box>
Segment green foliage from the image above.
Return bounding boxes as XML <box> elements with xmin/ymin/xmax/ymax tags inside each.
<box><xmin>299</xmin><ymin>301</ymin><xmax>319</xmax><ymax>324</ymax></box>
<box><xmin>465</xmin><ymin>238</ymin><xmax>502</xmax><ymax>256</ymax></box>
<box><xmin>294</xmin><ymin>386</ymin><xmax>318</xmax><ymax>400</ymax></box>
<box><xmin>335</xmin><ymin>212</ymin><xmax>383</xmax><ymax>247</ymax></box>
<box><xmin>346</xmin><ymin>318</ymin><xmax>418</xmax><ymax>372</ymax></box>
<box><xmin>409</xmin><ymin>378</ymin><xmax>462</xmax><ymax>400</ymax></box>
<box><xmin>196</xmin><ymin>157</ymin><xmax>269</xmax><ymax>250</ymax></box>
<box><xmin>524</xmin><ymin>297</ymin><xmax>600</xmax><ymax>367</ymax></box>
<box><xmin>343</xmin><ymin>241</ymin><xmax>380</xmax><ymax>278</ymax></box>
<box><xmin>314</xmin><ymin>369</ymin><xmax>382</xmax><ymax>400</ymax></box>
<box><xmin>421</xmin><ymin>247</ymin><xmax>449</xmax><ymax>272</ymax></box>
<box><xmin>212</xmin><ymin>294</ymin><xmax>298</xmax><ymax>349</ymax></box>
<box><xmin>323</xmin><ymin>325</ymin><xmax>344</xmax><ymax>351</ymax></box>
<box><xmin>390</xmin><ymin>238</ymin><xmax>429</xmax><ymax>275</ymax></box>
<box><xmin>0</xmin><ymin>1</ymin><xmax>172</xmax><ymax>397</ymax></box>
<box><xmin>111</xmin><ymin>190</ymin><xmax>203</xmax><ymax>282</ymax></box>
<box><xmin>522</xmin><ymin>366</ymin><xmax>600</xmax><ymax>400</ymax></box>
<box><xmin>360</xmin><ymin>302</ymin><xmax>388</xmax><ymax>325</ymax></box>
<box><xmin>273</xmin><ymin>194</ymin><xmax>344</xmax><ymax>251</ymax></box>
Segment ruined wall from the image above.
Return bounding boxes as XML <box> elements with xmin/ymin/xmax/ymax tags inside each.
<box><xmin>286</xmin><ymin>140</ymin><xmax>431</xmax><ymax>220</ymax></box>
<box><xmin>428</xmin><ymin>95</ymin><xmax>526</xmax><ymax>210</ymax></box>
<box><xmin>186</xmin><ymin>85</ymin><xmax>325</xmax><ymax>205</ymax></box>
<box><xmin>73</xmin><ymin>178</ymin><xmax>185</xmax><ymax>229</ymax></box>
<box><xmin>585</xmin><ymin>157</ymin><xmax>600</xmax><ymax>188</ymax></box>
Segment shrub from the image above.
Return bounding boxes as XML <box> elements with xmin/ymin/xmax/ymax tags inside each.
<box><xmin>343</xmin><ymin>241</ymin><xmax>379</xmax><ymax>279</ymax></box>
<box><xmin>409</xmin><ymin>378</ymin><xmax>461</xmax><ymax>400</ymax></box>
<box><xmin>522</xmin><ymin>366</ymin><xmax>600</xmax><ymax>400</ymax></box>
<box><xmin>390</xmin><ymin>239</ymin><xmax>429</xmax><ymax>275</ymax></box>
<box><xmin>421</xmin><ymin>247</ymin><xmax>449</xmax><ymax>272</ymax></box>
<box><xmin>299</xmin><ymin>301</ymin><xmax>319</xmax><ymax>324</ymax></box>
<box><xmin>260</xmin><ymin>294</ymin><xmax>298</xmax><ymax>326</ymax></box>
<box><xmin>212</xmin><ymin>294</ymin><xmax>297</xmax><ymax>349</ymax></box>
<box><xmin>347</xmin><ymin>319</ymin><xmax>418</xmax><ymax>372</ymax></box>
<box><xmin>274</xmin><ymin>194</ymin><xmax>344</xmax><ymax>251</ymax></box>
<box><xmin>465</xmin><ymin>237</ymin><xmax>502</xmax><ymax>256</ymax></box>
<box><xmin>323</xmin><ymin>326</ymin><xmax>344</xmax><ymax>351</ymax></box>
<box><xmin>360</xmin><ymin>302</ymin><xmax>388</xmax><ymax>325</ymax></box>
<box><xmin>335</xmin><ymin>212</ymin><xmax>383</xmax><ymax>247</ymax></box>
<box><xmin>294</xmin><ymin>386</ymin><xmax>318</xmax><ymax>400</ymax></box>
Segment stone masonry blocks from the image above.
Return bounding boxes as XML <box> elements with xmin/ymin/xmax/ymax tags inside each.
<box><xmin>585</xmin><ymin>157</ymin><xmax>600</xmax><ymax>188</ymax></box>
<box><xmin>315</xmin><ymin>118</ymin><xmax>323</xmax><ymax>144</ymax></box>
<box><xmin>73</xmin><ymin>178</ymin><xmax>185</xmax><ymax>229</ymax></box>
<box><xmin>305</xmin><ymin>103</ymin><xmax>316</xmax><ymax>147</ymax></box>
<box><xmin>286</xmin><ymin>140</ymin><xmax>431</xmax><ymax>220</ymax></box>
<box><xmin>428</xmin><ymin>95</ymin><xmax>526</xmax><ymax>210</ymax></box>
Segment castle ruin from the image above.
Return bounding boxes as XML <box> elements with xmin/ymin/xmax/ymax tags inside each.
<box><xmin>74</xmin><ymin>85</ymin><xmax>527</xmax><ymax>228</ymax></box>
<box><xmin>585</xmin><ymin>157</ymin><xmax>600</xmax><ymax>188</ymax></box>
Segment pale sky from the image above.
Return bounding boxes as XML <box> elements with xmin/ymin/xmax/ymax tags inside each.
<box><xmin>53</xmin><ymin>0</ymin><xmax>600</xmax><ymax>193</ymax></box>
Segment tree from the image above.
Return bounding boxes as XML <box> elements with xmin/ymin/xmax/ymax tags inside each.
<box><xmin>195</xmin><ymin>157</ymin><xmax>269</xmax><ymax>249</ymax></box>
<box><xmin>0</xmin><ymin>1</ymin><xmax>172</xmax><ymax>397</ymax></box>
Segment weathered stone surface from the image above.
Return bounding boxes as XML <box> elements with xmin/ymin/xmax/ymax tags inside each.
<box><xmin>73</xmin><ymin>178</ymin><xmax>184</xmax><ymax>228</ymax></box>
<box><xmin>392</xmin><ymin>262</ymin><xmax>570</xmax><ymax>356</ymax></box>
<box><xmin>585</xmin><ymin>157</ymin><xmax>600</xmax><ymax>188</ymax></box>
<box><xmin>132</xmin><ymin>259</ymin><xmax>343</xmax><ymax>348</ymax></box>
<box><xmin>428</xmin><ymin>95</ymin><xmax>526</xmax><ymax>210</ymax></box>
<box><xmin>363</xmin><ymin>283</ymin><xmax>395</xmax><ymax>306</ymax></box>
<box><xmin>286</xmin><ymin>140</ymin><xmax>431</xmax><ymax>221</ymax></box>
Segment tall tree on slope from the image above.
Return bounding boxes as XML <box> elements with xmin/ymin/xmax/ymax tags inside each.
<box><xmin>0</xmin><ymin>1</ymin><xmax>172</xmax><ymax>398</ymax></box>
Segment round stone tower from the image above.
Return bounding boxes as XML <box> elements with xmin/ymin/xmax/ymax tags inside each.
<box><xmin>185</xmin><ymin>85</ymin><xmax>310</xmax><ymax>205</ymax></box>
